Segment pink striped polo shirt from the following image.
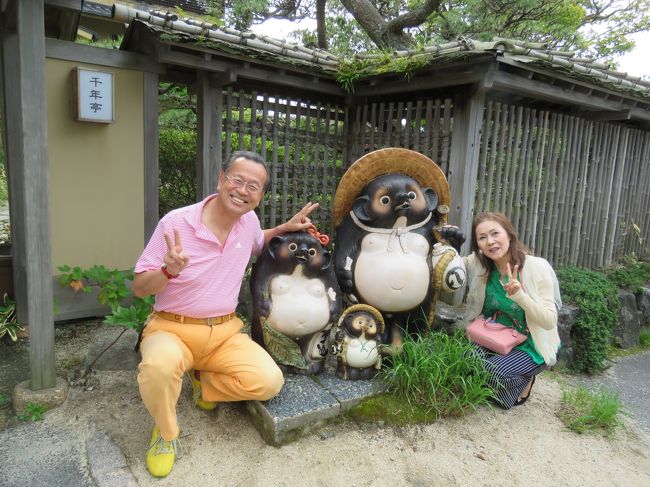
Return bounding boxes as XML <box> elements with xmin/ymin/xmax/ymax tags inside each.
<box><xmin>135</xmin><ymin>194</ymin><xmax>264</xmax><ymax>317</ymax></box>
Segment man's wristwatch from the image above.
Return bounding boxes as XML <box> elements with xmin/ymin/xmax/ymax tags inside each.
<box><xmin>161</xmin><ymin>263</ymin><xmax>178</xmax><ymax>279</ymax></box>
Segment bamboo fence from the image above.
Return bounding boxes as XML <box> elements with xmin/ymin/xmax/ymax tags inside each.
<box><xmin>220</xmin><ymin>88</ymin><xmax>346</xmax><ymax>235</ymax></box>
<box><xmin>474</xmin><ymin>101</ymin><xmax>650</xmax><ymax>267</ymax></box>
<box><xmin>214</xmin><ymin>90</ymin><xmax>650</xmax><ymax>268</ymax></box>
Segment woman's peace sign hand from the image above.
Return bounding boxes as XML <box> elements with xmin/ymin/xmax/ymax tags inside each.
<box><xmin>163</xmin><ymin>228</ymin><xmax>190</xmax><ymax>276</ymax></box>
<box><xmin>503</xmin><ymin>263</ymin><xmax>522</xmax><ymax>297</ymax></box>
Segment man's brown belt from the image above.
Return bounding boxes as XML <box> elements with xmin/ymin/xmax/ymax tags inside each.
<box><xmin>154</xmin><ymin>310</ymin><xmax>237</xmax><ymax>326</ymax></box>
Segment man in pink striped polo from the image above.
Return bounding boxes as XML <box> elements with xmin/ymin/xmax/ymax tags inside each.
<box><xmin>132</xmin><ymin>151</ymin><xmax>318</xmax><ymax>478</ymax></box>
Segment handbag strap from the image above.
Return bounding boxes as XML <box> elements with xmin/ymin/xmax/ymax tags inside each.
<box><xmin>492</xmin><ymin>310</ymin><xmax>528</xmax><ymax>334</ymax></box>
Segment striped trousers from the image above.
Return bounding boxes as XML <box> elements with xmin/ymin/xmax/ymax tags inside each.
<box><xmin>473</xmin><ymin>345</ymin><xmax>545</xmax><ymax>409</ymax></box>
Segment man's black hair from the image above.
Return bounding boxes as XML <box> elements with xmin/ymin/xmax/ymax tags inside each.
<box><xmin>223</xmin><ymin>151</ymin><xmax>271</xmax><ymax>191</ymax></box>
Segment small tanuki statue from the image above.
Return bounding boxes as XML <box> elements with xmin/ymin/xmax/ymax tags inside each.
<box><xmin>331</xmin><ymin>304</ymin><xmax>385</xmax><ymax>380</ymax></box>
<box><xmin>250</xmin><ymin>225</ymin><xmax>341</xmax><ymax>375</ymax></box>
<box><xmin>332</xmin><ymin>148</ymin><xmax>465</xmax><ymax>350</ymax></box>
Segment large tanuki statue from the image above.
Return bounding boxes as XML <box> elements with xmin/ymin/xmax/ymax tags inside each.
<box><xmin>250</xmin><ymin>226</ymin><xmax>341</xmax><ymax>375</ymax></box>
<box><xmin>332</xmin><ymin>148</ymin><xmax>465</xmax><ymax>349</ymax></box>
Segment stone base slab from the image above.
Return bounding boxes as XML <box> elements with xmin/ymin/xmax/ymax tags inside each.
<box><xmin>247</xmin><ymin>370</ymin><xmax>387</xmax><ymax>446</ymax></box>
<box><xmin>13</xmin><ymin>376</ymin><xmax>69</xmax><ymax>414</ymax></box>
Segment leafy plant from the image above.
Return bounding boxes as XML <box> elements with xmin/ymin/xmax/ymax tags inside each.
<box><xmin>558</xmin><ymin>386</ymin><xmax>625</xmax><ymax>437</ymax></box>
<box><xmin>159</xmin><ymin>128</ymin><xmax>197</xmax><ymax>216</ymax></box>
<box><xmin>640</xmin><ymin>331</ymin><xmax>650</xmax><ymax>349</ymax></box>
<box><xmin>0</xmin><ymin>393</ymin><xmax>7</xmax><ymax>408</ymax></box>
<box><xmin>0</xmin><ymin>293</ymin><xmax>24</xmax><ymax>342</ymax></box>
<box><xmin>382</xmin><ymin>330</ymin><xmax>494</xmax><ymax>419</ymax></box>
<box><xmin>606</xmin><ymin>255</ymin><xmax>650</xmax><ymax>293</ymax></box>
<box><xmin>0</xmin><ymin>221</ymin><xmax>10</xmax><ymax>245</ymax></box>
<box><xmin>57</xmin><ymin>265</ymin><xmax>154</xmax><ymax>332</ymax></box>
<box><xmin>17</xmin><ymin>402</ymin><xmax>46</xmax><ymax>422</ymax></box>
<box><xmin>557</xmin><ymin>266</ymin><xmax>619</xmax><ymax>373</ymax></box>
<box><xmin>0</xmin><ymin>150</ymin><xmax>8</xmax><ymax>206</ymax></box>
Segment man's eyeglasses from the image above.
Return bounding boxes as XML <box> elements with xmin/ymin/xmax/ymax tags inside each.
<box><xmin>224</xmin><ymin>174</ymin><xmax>262</xmax><ymax>194</ymax></box>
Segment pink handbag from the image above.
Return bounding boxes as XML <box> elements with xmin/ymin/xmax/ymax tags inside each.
<box><xmin>466</xmin><ymin>313</ymin><xmax>527</xmax><ymax>355</ymax></box>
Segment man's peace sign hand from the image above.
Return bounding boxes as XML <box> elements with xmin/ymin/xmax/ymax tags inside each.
<box><xmin>284</xmin><ymin>202</ymin><xmax>320</xmax><ymax>232</ymax></box>
<box><xmin>163</xmin><ymin>228</ymin><xmax>190</xmax><ymax>276</ymax></box>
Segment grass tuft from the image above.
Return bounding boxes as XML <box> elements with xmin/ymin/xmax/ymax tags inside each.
<box><xmin>17</xmin><ymin>402</ymin><xmax>46</xmax><ymax>422</ymax></box>
<box><xmin>640</xmin><ymin>331</ymin><xmax>650</xmax><ymax>349</ymax></box>
<box><xmin>380</xmin><ymin>330</ymin><xmax>494</xmax><ymax>420</ymax></box>
<box><xmin>558</xmin><ymin>385</ymin><xmax>625</xmax><ymax>437</ymax></box>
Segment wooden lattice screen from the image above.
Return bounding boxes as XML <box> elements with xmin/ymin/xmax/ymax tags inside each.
<box><xmin>213</xmin><ymin>89</ymin><xmax>649</xmax><ymax>267</ymax></box>
<box><xmin>475</xmin><ymin>101</ymin><xmax>650</xmax><ymax>267</ymax></box>
<box><xmin>347</xmin><ymin>98</ymin><xmax>454</xmax><ymax>174</ymax></box>
<box><xmin>220</xmin><ymin>87</ymin><xmax>346</xmax><ymax>235</ymax></box>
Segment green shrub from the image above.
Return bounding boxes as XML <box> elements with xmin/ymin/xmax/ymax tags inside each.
<box><xmin>558</xmin><ymin>385</ymin><xmax>625</xmax><ymax>437</ymax></box>
<box><xmin>159</xmin><ymin>128</ymin><xmax>197</xmax><ymax>216</ymax></box>
<box><xmin>557</xmin><ymin>266</ymin><xmax>619</xmax><ymax>373</ymax></box>
<box><xmin>640</xmin><ymin>331</ymin><xmax>650</xmax><ymax>349</ymax></box>
<box><xmin>0</xmin><ymin>293</ymin><xmax>24</xmax><ymax>342</ymax></box>
<box><xmin>17</xmin><ymin>402</ymin><xmax>46</xmax><ymax>422</ymax></box>
<box><xmin>382</xmin><ymin>330</ymin><xmax>494</xmax><ymax>419</ymax></box>
<box><xmin>57</xmin><ymin>265</ymin><xmax>153</xmax><ymax>332</ymax></box>
<box><xmin>0</xmin><ymin>151</ymin><xmax>8</xmax><ymax>205</ymax></box>
<box><xmin>606</xmin><ymin>255</ymin><xmax>650</xmax><ymax>292</ymax></box>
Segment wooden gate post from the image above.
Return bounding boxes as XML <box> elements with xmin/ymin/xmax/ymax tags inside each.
<box><xmin>196</xmin><ymin>70</ymin><xmax>219</xmax><ymax>200</ymax></box>
<box><xmin>1</xmin><ymin>0</ymin><xmax>55</xmax><ymax>390</ymax></box>
<box><xmin>447</xmin><ymin>84</ymin><xmax>486</xmax><ymax>256</ymax></box>
<box><xmin>143</xmin><ymin>70</ymin><xmax>159</xmax><ymax>241</ymax></box>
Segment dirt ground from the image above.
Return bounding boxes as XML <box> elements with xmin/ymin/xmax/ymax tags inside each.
<box><xmin>2</xmin><ymin>321</ymin><xmax>650</xmax><ymax>486</ymax></box>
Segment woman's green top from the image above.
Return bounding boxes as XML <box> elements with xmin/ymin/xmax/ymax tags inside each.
<box><xmin>481</xmin><ymin>266</ymin><xmax>544</xmax><ymax>365</ymax></box>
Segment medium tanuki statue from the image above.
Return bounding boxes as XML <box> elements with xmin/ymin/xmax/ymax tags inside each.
<box><xmin>250</xmin><ymin>226</ymin><xmax>341</xmax><ymax>375</ymax></box>
<box><xmin>332</xmin><ymin>148</ymin><xmax>465</xmax><ymax>349</ymax></box>
<box><xmin>331</xmin><ymin>304</ymin><xmax>385</xmax><ymax>380</ymax></box>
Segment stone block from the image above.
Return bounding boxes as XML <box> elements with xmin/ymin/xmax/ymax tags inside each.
<box><xmin>432</xmin><ymin>301</ymin><xmax>465</xmax><ymax>333</ymax></box>
<box><xmin>557</xmin><ymin>304</ymin><xmax>580</xmax><ymax>350</ymax></box>
<box><xmin>613</xmin><ymin>289</ymin><xmax>641</xmax><ymax>349</ymax></box>
<box><xmin>314</xmin><ymin>370</ymin><xmax>387</xmax><ymax>410</ymax></box>
<box><xmin>635</xmin><ymin>286</ymin><xmax>650</xmax><ymax>326</ymax></box>
<box><xmin>246</xmin><ymin>374</ymin><xmax>340</xmax><ymax>446</ymax></box>
<box><xmin>13</xmin><ymin>376</ymin><xmax>68</xmax><ymax>414</ymax></box>
<box><xmin>86</xmin><ymin>424</ymin><xmax>137</xmax><ymax>487</ymax></box>
<box><xmin>86</xmin><ymin>424</ymin><xmax>128</xmax><ymax>475</ymax></box>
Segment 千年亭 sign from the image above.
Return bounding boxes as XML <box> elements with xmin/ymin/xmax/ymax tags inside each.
<box><xmin>72</xmin><ymin>68</ymin><xmax>114</xmax><ymax>123</ymax></box>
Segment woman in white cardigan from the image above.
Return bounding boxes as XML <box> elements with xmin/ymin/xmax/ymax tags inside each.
<box><xmin>461</xmin><ymin>212</ymin><xmax>561</xmax><ymax>408</ymax></box>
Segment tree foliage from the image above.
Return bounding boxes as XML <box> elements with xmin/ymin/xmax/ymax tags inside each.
<box><xmin>207</xmin><ymin>0</ymin><xmax>650</xmax><ymax>61</ymax></box>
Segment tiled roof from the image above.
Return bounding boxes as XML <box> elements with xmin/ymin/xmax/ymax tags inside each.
<box><xmin>114</xmin><ymin>3</ymin><xmax>339</xmax><ymax>74</ymax></box>
<box><xmin>110</xmin><ymin>3</ymin><xmax>650</xmax><ymax>101</ymax></box>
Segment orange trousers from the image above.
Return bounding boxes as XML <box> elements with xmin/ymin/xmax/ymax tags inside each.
<box><xmin>137</xmin><ymin>314</ymin><xmax>284</xmax><ymax>440</ymax></box>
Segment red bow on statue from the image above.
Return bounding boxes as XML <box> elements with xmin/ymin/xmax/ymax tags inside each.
<box><xmin>307</xmin><ymin>224</ymin><xmax>330</xmax><ymax>246</ymax></box>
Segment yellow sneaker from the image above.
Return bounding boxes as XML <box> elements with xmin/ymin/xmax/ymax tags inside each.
<box><xmin>188</xmin><ymin>369</ymin><xmax>218</xmax><ymax>411</ymax></box>
<box><xmin>146</xmin><ymin>426</ymin><xmax>181</xmax><ymax>478</ymax></box>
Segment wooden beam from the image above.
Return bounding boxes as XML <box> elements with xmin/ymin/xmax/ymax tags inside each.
<box><xmin>158</xmin><ymin>48</ymin><xmax>346</xmax><ymax>96</ymax></box>
<box><xmin>447</xmin><ymin>84</ymin><xmax>486</xmax><ymax>256</ymax></box>
<box><xmin>1</xmin><ymin>0</ymin><xmax>16</xmax><ymax>27</ymax></box>
<box><xmin>1</xmin><ymin>0</ymin><xmax>55</xmax><ymax>390</ymax></box>
<box><xmin>143</xmin><ymin>71</ymin><xmax>159</xmax><ymax>241</ymax></box>
<box><xmin>354</xmin><ymin>65</ymin><xmax>489</xmax><ymax>97</ymax></box>
<box><xmin>196</xmin><ymin>71</ymin><xmax>218</xmax><ymax>199</ymax></box>
<box><xmin>491</xmin><ymin>70</ymin><xmax>627</xmax><ymax>112</ymax></box>
<box><xmin>583</xmin><ymin>109</ymin><xmax>632</xmax><ymax>121</ymax></box>
<box><xmin>56</xmin><ymin>9</ymin><xmax>80</xmax><ymax>41</ymax></box>
<box><xmin>211</xmin><ymin>68</ymin><xmax>236</xmax><ymax>87</ymax></box>
<box><xmin>629</xmin><ymin>108</ymin><xmax>650</xmax><ymax>123</ymax></box>
<box><xmin>46</xmin><ymin>38</ymin><xmax>165</xmax><ymax>74</ymax></box>
<box><xmin>44</xmin><ymin>0</ymin><xmax>81</xmax><ymax>9</ymax></box>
